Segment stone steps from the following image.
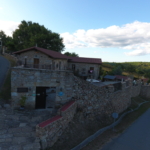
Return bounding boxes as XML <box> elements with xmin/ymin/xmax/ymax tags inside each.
<box><xmin>0</xmin><ymin>106</ymin><xmax>56</xmax><ymax>150</ymax></box>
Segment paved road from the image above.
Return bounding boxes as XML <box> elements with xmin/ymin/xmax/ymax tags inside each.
<box><xmin>100</xmin><ymin>109</ymin><xmax>150</xmax><ymax>150</ymax></box>
<box><xmin>0</xmin><ymin>55</ymin><xmax>10</xmax><ymax>89</ymax></box>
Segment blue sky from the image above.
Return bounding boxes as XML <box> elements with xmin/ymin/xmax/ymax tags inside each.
<box><xmin>1</xmin><ymin>0</ymin><xmax>150</xmax><ymax>62</ymax></box>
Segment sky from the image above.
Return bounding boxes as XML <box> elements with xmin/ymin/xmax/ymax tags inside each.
<box><xmin>1</xmin><ymin>0</ymin><xmax>150</xmax><ymax>62</ymax></box>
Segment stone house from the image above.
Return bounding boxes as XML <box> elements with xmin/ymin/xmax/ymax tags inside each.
<box><xmin>11</xmin><ymin>47</ymin><xmax>102</xmax><ymax>109</ymax></box>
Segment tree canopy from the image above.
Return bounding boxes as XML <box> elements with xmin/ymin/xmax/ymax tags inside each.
<box><xmin>0</xmin><ymin>30</ymin><xmax>14</xmax><ymax>52</ymax></box>
<box><xmin>64</xmin><ymin>52</ymin><xmax>79</xmax><ymax>57</ymax></box>
<box><xmin>12</xmin><ymin>20</ymin><xmax>65</xmax><ymax>52</ymax></box>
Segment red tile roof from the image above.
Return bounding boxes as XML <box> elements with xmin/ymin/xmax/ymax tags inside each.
<box><xmin>115</xmin><ymin>75</ymin><xmax>128</xmax><ymax>80</ymax></box>
<box><xmin>142</xmin><ymin>78</ymin><xmax>149</xmax><ymax>82</ymax></box>
<box><xmin>68</xmin><ymin>56</ymin><xmax>102</xmax><ymax>64</ymax></box>
<box><xmin>13</xmin><ymin>47</ymin><xmax>69</xmax><ymax>59</ymax></box>
<box><xmin>13</xmin><ymin>47</ymin><xmax>102</xmax><ymax>64</ymax></box>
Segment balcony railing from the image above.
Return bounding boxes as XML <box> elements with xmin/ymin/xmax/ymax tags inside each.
<box><xmin>15</xmin><ymin>64</ymin><xmax>68</xmax><ymax>70</ymax></box>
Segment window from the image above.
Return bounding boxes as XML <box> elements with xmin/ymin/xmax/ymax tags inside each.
<box><xmin>89</xmin><ymin>67</ymin><xmax>94</xmax><ymax>74</ymax></box>
<box><xmin>17</xmin><ymin>88</ymin><xmax>28</xmax><ymax>93</ymax></box>
<box><xmin>90</xmin><ymin>67</ymin><xmax>94</xmax><ymax>70</ymax></box>
<box><xmin>24</xmin><ymin>58</ymin><xmax>27</xmax><ymax>67</ymax></box>
<box><xmin>56</xmin><ymin>63</ymin><xmax>58</xmax><ymax>68</ymax></box>
<box><xmin>72</xmin><ymin>64</ymin><xmax>76</xmax><ymax>70</ymax></box>
<box><xmin>59</xmin><ymin>61</ymin><xmax>61</xmax><ymax>70</ymax></box>
<box><xmin>52</xmin><ymin>61</ymin><xmax>55</xmax><ymax>70</ymax></box>
<box><xmin>82</xmin><ymin>68</ymin><xmax>86</xmax><ymax>75</ymax></box>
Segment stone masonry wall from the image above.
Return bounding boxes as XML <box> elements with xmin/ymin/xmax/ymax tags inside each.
<box><xmin>72</xmin><ymin>77</ymin><xmax>141</xmax><ymax>121</ymax></box>
<box><xmin>36</xmin><ymin>101</ymin><xmax>77</xmax><ymax>149</ymax></box>
<box><xmin>11</xmin><ymin>68</ymin><xmax>74</xmax><ymax>109</ymax></box>
<box><xmin>131</xmin><ymin>84</ymin><xmax>142</xmax><ymax>97</ymax></box>
<box><xmin>140</xmin><ymin>85</ymin><xmax>150</xmax><ymax>98</ymax></box>
<box><xmin>16</xmin><ymin>50</ymin><xmax>68</xmax><ymax>70</ymax></box>
<box><xmin>34</xmin><ymin>77</ymin><xmax>141</xmax><ymax>149</ymax></box>
<box><xmin>68</xmin><ymin>62</ymin><xmax>100</xmax><ymax>79</ymax></box>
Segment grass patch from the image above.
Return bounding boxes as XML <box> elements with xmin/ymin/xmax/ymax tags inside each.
<box><xmin>82</xmin><ymin>96</ymin><xmax>150</xmax><ymax>150</ymax></box>
<box><xmin>0</xmin><ymin>55</ymin><xmax>16</xmax><ymax>103</ymax></box>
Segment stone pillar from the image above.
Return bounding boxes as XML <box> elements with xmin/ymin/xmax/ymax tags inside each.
<box><xmin>121</xmin><ymin>82</ymin><xmax>126</xmax><ymax>90</ymax></box>
<box><xmin>128</xmin><ymin>79</ymin><xmax>133</xmax><ymax>86</ymax></box>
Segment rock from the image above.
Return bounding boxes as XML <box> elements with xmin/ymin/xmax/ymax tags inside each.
<box><xmin>3</xmin><ymin>104</ymin><xmax>10</xmax><ymax>108</ymax></box>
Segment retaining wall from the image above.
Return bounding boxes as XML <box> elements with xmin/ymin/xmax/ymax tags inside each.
<box><xmin>36</xmin><ymin>100</ymin><xmax>77</xmax><ymax>149</ymax></box>
<box><xmin>140</xmin><ymin>85</ymin><xmax>150</xmax><ymax>98</ymax></box>
<box><xmin>36</xmin><ymin>77</ymin><xmax>141</xmax><ymax>149</ymax></box>
<box><xmin>11</xmin><ymin>68</ymin><xmax>74</xmax><ymax>109</ymax></box>
<box><xmin>72</xmin><ymin>77</ymin><xmax>141</xmax><ymax>122</ymax></box>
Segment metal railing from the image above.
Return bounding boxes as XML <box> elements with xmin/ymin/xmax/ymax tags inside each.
<box><xmin>15</xmin><ymin>64</ymin><xmax>68</xmax><ymax>71</ymax></box>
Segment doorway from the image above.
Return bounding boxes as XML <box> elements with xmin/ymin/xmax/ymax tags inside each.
<box><xmin>34</xmin><ymin>58</ymin><xmax>39</xmax><ymax>68</ymax></box>
<box><xmin>46</xmin><ymin>87</ymin><xmax>56</xmax><ymax>108</ymax></box>
<box><xmin>35</xmin><ymin>87</ymin><xmax>46</xmax><ymax>109</ymax></box>
<box><xmin>35</xmin><ymin>87</ymin><xmax>56</xmax><ymax>109</ymax></box>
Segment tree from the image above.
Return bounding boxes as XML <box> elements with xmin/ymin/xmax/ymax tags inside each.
<box><xmin>111</xmin><ymin>66</ymin><xmax>122</xmax><ymax>75</ymax></box>
<box><xmin>64</xmin><ymin>52</ymin><xmax>79</xmax><ymax>57</ymax></box>
<box><xmin>125</xmin><ymin>64</ymin><xmax>136</xmax><ymax>73</ymax></box>
<box><xmin>0</xmin><ymin>30</ymin><xmax>14</xmax><ymax>52</ymax></box>
<box><xmin>12</xmin><ymin>20</ymin><xmax>65</xmax><ymax>52</ymax></box>
<box><xmin>0</xmin><ymin>30</ymin><xmax>7</xmax><ymax>45</ymax></box>
<box><xmin>144</xmin><ymin>69</ymin><xmax>150</xmax><ymax>78</ymax></box>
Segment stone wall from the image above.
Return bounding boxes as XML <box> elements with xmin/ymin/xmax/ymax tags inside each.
<box><xmin>131</xmin><ymin>84</ymin><xmax>142</xmax><ymax>97</ymax></box>
<box><xmin>68</xmin><ymin>62</ymin><xmax>100</xmax><ymax>79</ymax></box>
<box><xmin>34</xmin><ymin>77</ymin><xmax>142</xmax><ymax>149</ymax></box>
<box><xmin>16</xmin><ymin>50</ymin><xmax>68</xmax><ymax>70</ymax></box>
<box><xmin>36</xmin><ymin>100</ymin><xmax>77</xmax><ymax>149</ymax></box>
<box><xmin>3</xmin><ymin>53</ymin><xmax>17</xmax><ymax>62</ymax></box>
<box><xmin>140</xmin><ymin>85</ymin><xmax>150</xmax><ymax>98</ymax></box>
<box><xmin>11</xmin><ymin>66</ymin><xmax>142</xmax><ymax>111</ymax></box>
<box><xmin>72</xmin><ymin>77</ymin><xmax>141</xmax><ymax>121</ymax></box>
<box><xmin>11</xmin><ymin>68</ymin><xmax>74</xmax><ymax>109</ymax></box>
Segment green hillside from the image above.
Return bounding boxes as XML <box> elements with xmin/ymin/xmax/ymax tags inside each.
<box><xmin>101</xmin><ymin>62</ymin><xmax>150</xmax><ymax>80</ymax></box>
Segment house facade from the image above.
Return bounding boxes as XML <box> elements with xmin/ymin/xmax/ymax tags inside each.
<box><xmin>11</xmin><ymin>47</ymin><xmax>102</xmax><ymax>109</ymax></box>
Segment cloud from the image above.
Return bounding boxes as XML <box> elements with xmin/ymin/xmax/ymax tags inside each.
<box><xmin>61</xmin><ymin>32</ymin><xmax>87</xmax><ymax>49</ymax></box>
<box><xmin>0</xmin><ymin>20</ymin><xmax>19</xmax><ymax>36</ymax></box>
<box><xmin>61</xmin><ymin>21</ymin><xmax>150</xmax><ymax>56</ymax></box>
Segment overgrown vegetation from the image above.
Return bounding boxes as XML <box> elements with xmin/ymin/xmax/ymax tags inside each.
<box><xmin>1</xmin><ymin>20</ymin><xmax>65</xmax><ymax>53</ymax></box>
<box><xmin>0</xmin><ymin>55</ymin><xmax>16</xmax><ymax>103</ymax></box>
<box><xmin>101</xmin><ymin>62</ymin><xmax>150</xmax><ymax>79</ymax></box>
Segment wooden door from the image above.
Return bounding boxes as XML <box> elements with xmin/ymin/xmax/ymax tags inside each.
<box><xmin>35</xmin><ymin>87</ymin><xmax>46</xmax><ymax>109</ymax></box>
<box><xmin>34</xmin><ymin>58</ymin><xmax>39</xmax><ymax>68</ymax></box>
